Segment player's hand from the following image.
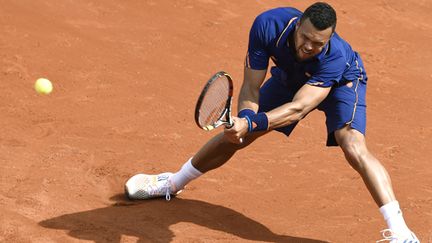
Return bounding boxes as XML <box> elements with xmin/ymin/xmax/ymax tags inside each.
<box><xmin>224</xmin><ymin>116</ymin><xmax>249</xmax><ymax>144</ymax></box>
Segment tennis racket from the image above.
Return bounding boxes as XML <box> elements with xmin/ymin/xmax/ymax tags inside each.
<box><xmin>195</xmin><ymin>71</ymin><xmax>235</xmax><ymax>131</ymax></box>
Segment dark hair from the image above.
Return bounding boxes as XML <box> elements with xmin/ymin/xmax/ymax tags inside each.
<box><xmin>300</xmin><ymin>2</ymin><xmax>337</xmax><ymax>32</ymax></box>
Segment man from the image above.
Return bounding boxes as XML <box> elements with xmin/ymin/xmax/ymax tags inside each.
<box><xmin>125</xmin><ymin>2</ymin><xmax>419</xmax><ymax>242</ymax></box>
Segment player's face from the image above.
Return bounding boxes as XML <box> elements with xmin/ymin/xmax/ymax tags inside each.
<box><xmin>294</xmin><ymin>18</ymin><xmax>333</xmax><ymax>62</ymax></box>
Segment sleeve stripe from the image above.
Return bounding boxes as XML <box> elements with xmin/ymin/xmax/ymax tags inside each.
<box><xmin>276</xmin><ymin>17</ymin><xmax>298</xmax><ymax>48</ymax></box>
<box><xmin>245</xmin><ymin>52</ymin><xmax>251</xmax><ymax>68</ymax></box>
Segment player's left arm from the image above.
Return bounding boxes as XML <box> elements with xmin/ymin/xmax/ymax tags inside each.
<box><xmin>266</xmin><ymin>84</ymin><xmax>331</xmax><ymax>129</ymax></box>
<box><xmin>266</xmin><ymin>54</ymin><xmax>345</xmax><ymax>129</ymax></box>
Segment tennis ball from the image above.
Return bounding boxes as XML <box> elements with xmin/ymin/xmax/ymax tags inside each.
<box><xmin>34</xmin><ymin>78</ymin><xmax>53</xmax><ymax>95</ymax></box>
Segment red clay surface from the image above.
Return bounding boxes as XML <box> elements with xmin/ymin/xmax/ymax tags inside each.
<box><xmin>1</xmin><ymin>0</ymin><xmax>431</xmax><ymax>242</ymax></box>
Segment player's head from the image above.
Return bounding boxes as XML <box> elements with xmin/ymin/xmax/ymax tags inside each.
<box><xmin>294</xmin><ymin>2</ymin><xmax>337</xmax><ymax>61</ymax></box>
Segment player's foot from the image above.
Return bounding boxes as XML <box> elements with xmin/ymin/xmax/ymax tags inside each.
<box><xmin>376</xmin><ymin>229</ymin><xmax>420</xmax><ymax>243</ymax></box>
<box><xmin>124</xmin><ymin>172</ymin><xmax>181</xmax><ymax>201</ymax></box>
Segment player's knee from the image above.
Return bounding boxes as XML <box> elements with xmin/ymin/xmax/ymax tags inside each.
<box><xmin>343</xmin><ymin>146</ymin><xmax>370</xmax><ymax>172</ymax></box>
<box><xmin>336</xmin><ymin>128</ymin><xmax>369</xmax><ymax>169</ymax></box>
<box><xmin>232</xmin><ymin>135</ymin><xmax>258</xmax><ymax>150</ymax></box>
<box><xmin>342</xmin><ymin>142</ymin><xmax>367</xmax><ymax>165</ymax></box>
<box><xmin>234</xmin><ymin>131</ymin><xmax>267</xmax><ymax>149</ymax></box>
<box><xmin>220</xmin><ymin>134</ymin><xmax>253</xmax><ymax>150</ymax></box>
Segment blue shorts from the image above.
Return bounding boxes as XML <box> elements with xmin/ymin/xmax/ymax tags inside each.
<box><xmin>258</xmin><ymin>62</ymin><xmax>367</xmax><ymax>146</ymax></box>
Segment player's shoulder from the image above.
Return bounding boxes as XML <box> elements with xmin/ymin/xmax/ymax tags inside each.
<box><xmin>251</xmin><ymin>7</ymin><xmax>302</xmax><ymax>39</ymax></box>
<box><xmin>324</xmin><ymin>33</ymin><xmax>353</xmax><ymax>61</ymax></box>
<box><xmin>254</xmin><ymin>7</ymin><xmax>302</xmax><ymax>25</ymax></box>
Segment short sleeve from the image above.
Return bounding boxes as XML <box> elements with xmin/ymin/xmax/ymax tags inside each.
<box><xmin>245</xmin><ymin>15</ymin><xmax>270</xmax><ymax>70</ymax></box>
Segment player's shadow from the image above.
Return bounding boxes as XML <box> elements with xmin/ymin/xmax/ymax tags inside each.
<box><xmin>39</xmin><ymin>194</ymin><xmax>329</xmax><ymax>243</ymax></box>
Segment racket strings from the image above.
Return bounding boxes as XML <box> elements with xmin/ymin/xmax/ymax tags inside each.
<box><xmin>198</xmin><ymin>76</ymin><xmax>230</xmax><ymax>127</ymax></box>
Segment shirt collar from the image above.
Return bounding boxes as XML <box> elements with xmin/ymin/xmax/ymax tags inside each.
<box><xmin>275</xmin><ymin>17</ymin><xmax>299</xmax><ymax>48</ymax></box>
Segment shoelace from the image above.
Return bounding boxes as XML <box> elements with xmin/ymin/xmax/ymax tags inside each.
<box><xmin>146</xmin><ymin>180</ymin><xmax>172</xmax><ymax>201</ymax></box>
<box><xmin>165</xmin><ymin>186</ymin><xmax>171</xmax><ymax>201</ymax></box>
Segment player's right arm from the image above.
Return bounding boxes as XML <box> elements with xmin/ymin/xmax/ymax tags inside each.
<box><xmin>237</xmin><ymin>67</ymin><xmax>267</xmax><ymax>114</ymax></box>
<box><xmin>237</xmin><ymin>10</ymin><xmax>272</xmax><ymax>115</ymax></box>
<box><xmin>224</xmin><ymin>67</ymin><xmax>266</xmax><ymax>144</ymax></box>
<box><xmin>224</xmin><ymin>11</ymin><xmax>271</xmax><ymax>143</ymax></box>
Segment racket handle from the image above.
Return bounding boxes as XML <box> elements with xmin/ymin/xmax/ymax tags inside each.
<box><xmin>226</xmin><ymin>120</ymin><xmax>234</xmax><ymax>128</ymax></box>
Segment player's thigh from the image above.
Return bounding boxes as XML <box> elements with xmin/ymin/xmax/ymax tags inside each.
<box><xmin>334</xmin><ymin>125</ymin><xmax>367</xmax><ymax>151</ymax></box>
<box><xmin>318</xmin><ymin>78</ymin><xmax>367</xmax><ymax>146</ymax></box>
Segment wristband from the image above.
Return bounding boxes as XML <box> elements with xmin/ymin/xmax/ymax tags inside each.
<box><xmin>246</xmin><ymin>112</ymin><xmax>269</xmax><ymax>132</ymax></box>
<box><xmin>244</xmin><ymin>116</ymin><xmax>253</xmax><ymax>132</ymax></box>
<box><xmin>237</xmin><ymin>108</ymin><xmax>256</xmax><ymax>118</ymax></box>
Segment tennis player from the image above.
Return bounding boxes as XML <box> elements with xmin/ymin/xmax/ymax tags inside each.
<box><xmin>125</xmin><ymin>2</ymin><xmax>419</xmax><ymax>242</ymax></box>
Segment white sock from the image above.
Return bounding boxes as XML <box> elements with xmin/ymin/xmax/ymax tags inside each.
<box><xmin>379</xmin><ymin>201</ymin><xmax>411</xmax><ymax>235</ymax></box>
<box><xmin>170</xmin><ymin>158</ymin><xmax>203</xmax><ymax>191</ymax></box>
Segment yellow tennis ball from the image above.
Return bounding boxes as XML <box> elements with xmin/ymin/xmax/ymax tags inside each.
<box><xmin>34</xmin><ymin>78</ymin><xmax>53</xmax><ymax>95</ymax></box>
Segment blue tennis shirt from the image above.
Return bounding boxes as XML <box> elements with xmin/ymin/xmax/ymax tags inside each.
<box><xmin>245</xmin><ymin>7</ymin><xmax>364</xmax><ymax>89</ymax></box>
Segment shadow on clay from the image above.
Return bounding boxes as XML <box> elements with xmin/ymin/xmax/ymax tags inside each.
<box><xmin>39</xmin><ymin>194</ymin><xmax>330</xmax><ymax>243</ymax></box>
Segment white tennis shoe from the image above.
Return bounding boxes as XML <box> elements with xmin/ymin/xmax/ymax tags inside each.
<box><xmin>124</xmin><ymin>172</ymin><xmax>180</xmax><ymax>201</ymax></box>
<box><xmin>376</xmin><ymin>229</ymin><xmax>420</xmax><ymax>243</ymax></box>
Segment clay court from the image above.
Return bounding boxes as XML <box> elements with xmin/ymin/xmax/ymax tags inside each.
<box><xmin>1</xmin><ymin>0</ymin><xmax>431</xmax><ymax>242</ymax></box>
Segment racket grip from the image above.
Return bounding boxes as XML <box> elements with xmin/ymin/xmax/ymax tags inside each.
<box><xmin>226</xmin><ymin>119</ymin><xmax>234</xmax><ymax>128</ymax></box>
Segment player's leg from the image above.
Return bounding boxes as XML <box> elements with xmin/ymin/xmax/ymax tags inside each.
<box><xmin>124</xmin><ymin>130</ymin><xmax>267</xmax><ymax>201</ymax></box>
<box><xmin>168</xmin><ymin>130</ymin><xmax>268</xmax><ymax>192</ymax></box>
<box><xmin>335</xmin><ymin>126</ymin><xmax>418</xmax><ymax>242</ymax></box>
<box><xmin>335</xmin><ymin>126</ymin><xmax>395</xmax><ymax>205</ymax></box>
<box><xmin>320</xmin><ymin>55</ymin><xmax>418</xmax><ymax>241</ymax></box>
<box><xmin>191</xmin><ymin>130</ymin><xmax>267</xmax><ymax>173</ymax></box>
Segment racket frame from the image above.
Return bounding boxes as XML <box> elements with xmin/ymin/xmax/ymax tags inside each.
<box><xmin>194</xmin><ymin>71</ymin><xmax>234</xmax><ymax>131</ymax></box>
